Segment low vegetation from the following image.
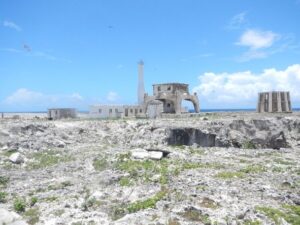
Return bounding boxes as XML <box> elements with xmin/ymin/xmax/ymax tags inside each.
<box><xmin>127</xmin><ymin>189</ymin><xmax>167</xmax><ymax>213</ymax></box>
<box><xmin>24</xmin><ymin>208</ymin><xmax>40</xmax><ymax>225</ymax></box>
<box><xmin>111</xmin><ymin>189</ymin><xmax>168</xmax><ymax>220</ymax></box>
<box><xmin>242</xmin><ymin>141</ymin><xmax>256</xmax><ymax>149</ymax></box>
<box><xmin>13</xmin><ymin>197</ymin><xmax>26</xmax><ymax>213</ymax></box>
<box><xmin>256</xmin><ymin>205</ymin><xmax>300</xmax><ymax>225</ymax></box>
<box><xmin>27</xmin><ymin>150</ymin><xmax>71</xmax><ymax>170</ymax></box>
<box><xmin>92</xmin><ymin>157</ymin><xmax>109</xmax><ymax>171</ymax></box>
<box><xmin>0</xmin><ymin>175</ymin><xmax>9</xmax><ymax>188</ymax></box>
<box><xmin>0</xmin><ymin>191</ymin><xmax>7</xmax><ymax>203</ymax></box>
<box><xmin>243</xmin><ymin>219</ymin><xmax>262</xmax><ymax>225</ymax></box>
<box><xmin>180</xmin><ymin>207</ymin><xmax>211</xmax><ymax>224</ymax></box>
<box><xmin>215</xmin><ymin>171</ymin><xmax>245</xmax><ymax>179</ymax></box>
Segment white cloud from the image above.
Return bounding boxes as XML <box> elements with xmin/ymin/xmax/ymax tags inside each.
<box><xmin>106</xmin><ymin>91</ymin><xmax>119</xmax><ymax>102</ymax></box>
<box><xmin>3</xmin><ymin>89</ymin><xmax>85</xmax><ymax>110</ymax></box>
<box><xmin>227</xmin><ymin>12</ymin><xmax>247</xmax><ymax>29</ymax></box>
<box><xmin>235</xmin><ymin>29</ymin><xmax>284</xmax><ymax>61</ymax></box>
<box><xmin>236</xmin><ymin>29</ymin><xmax>280</xmax><ymax>49</ymax></box>
<box><xmin>3</xmin><ymin>20</ymin><xmax>22</xmax><ymax>31</ymax></box>
<box><xmin>71</xmin><ymin>93</ymin><xmax>84</xmax><ymax>101</ymax></box>
<box><xmin>193</xmin><ymin>64</ymin><xmax>300</xmax><ymax>109</ymax></box>
<box><xmin>4</xmin><ymin>89</ymin><xmax>45</xmax><ymax>105</ymax></box>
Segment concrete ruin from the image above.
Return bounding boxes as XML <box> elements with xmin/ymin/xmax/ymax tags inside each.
<box><xmin>257</xmin><ymin>91</ymin><xmax>292</xmax><ymax>113</ymax></box>
<box><xmin>89</xmin><ymin>105</ymin><xmax>144</xmax><ymax>119</ymax></box>
<box><xmin>90</xmin><ymin>62</ymin><xmax>200</xmax><ymax>119</ymax></box>
<box><xmin>144</xmin><ymin>83</ymin><xmax>200</xmax><ymax>115</ymax></box>
<box><xmin>48</xmin><ymin>108</ymin><xmax>77</xmax><ymax>120</ymax></box>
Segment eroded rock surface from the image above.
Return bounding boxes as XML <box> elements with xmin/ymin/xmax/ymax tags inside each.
<box><xmin>0</xmin><ymin>112</ymin><xmax>299</xmax><ymax>224</ymax></box>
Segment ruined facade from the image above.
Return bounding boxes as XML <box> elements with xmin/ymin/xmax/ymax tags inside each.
<box><xmin>89</xmin><ymin>105</ymin><xmax>145</xmax><ymax>119</ymax></box>
<box><xmin>144</xmin><ymin>83</ymin><xmax>200</xmax><ymax>115</ymax></box>
<box><xmin>257</xmin><ymin>91</ymin><xmax>292</xmax><ymax>113</ymax></box>
<box><xmin>48</xmin><ymin>108</ymin><xmax>77</xmax><ymax>120</ymax></box>
<box><xmin>90</xmin><ymin>62</ymin><xmax>200</xmax><ymax>119</ymax></box>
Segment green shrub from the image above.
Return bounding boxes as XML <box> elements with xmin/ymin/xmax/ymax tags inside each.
<box><xmin>0</xmin><ymin>191</ymin><xmax>7</xmax><ymax>203</ymax></box>
<box><xmin>242</xmin><ymin>141</ymin><xmax>256</xmax><ymax>149</ymax></box>
<box><xmin>0</xmin><ymin>176</ymin><xmax>9</xmax><ymax>187</ymax></box>
<box><xmin>30</xmin><ymin>197</ymin><xmax>38</xmax><ymax>206</ymax></box>
<box><xmin>14</xmin><ymin>198</ymin><xmax>26</xmax><ymax>213</ymax></box>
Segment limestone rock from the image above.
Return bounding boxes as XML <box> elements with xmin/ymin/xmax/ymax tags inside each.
<box><xmin>148</xmin><ymin>151</ymin><xmax>163</xmax><ymax>160</ymax></box>
<box><xmin>131</xmin><ymin>148</ymin><xmax>149</xmax><ymax>159</ymax></box>
<box><xmin>9</xmin><ymin>152</ymin><xmax>24</xmax><ymax>164</ymax></box>
<box><xmin>0</xmin><ymin>208</ymin><xmax>27</xmax><ymax>225</ymax></box>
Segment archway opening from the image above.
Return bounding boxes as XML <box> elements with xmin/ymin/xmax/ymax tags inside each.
<box><xmin>182</xmin><ymin>99</ymin><xmax>196</xmax><ymax>113</ymax></box>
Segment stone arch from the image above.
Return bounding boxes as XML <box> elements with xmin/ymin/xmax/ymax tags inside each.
<box><xmin>181</xmin><ymin>97</ymin><xmax>200</xmax><ymax>113</ymax></box>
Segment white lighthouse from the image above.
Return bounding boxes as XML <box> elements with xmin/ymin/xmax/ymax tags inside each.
<box><xmin>137</xmin><ymin>60</ymin><xmax>145</xmax><ymax>105</ymax></box>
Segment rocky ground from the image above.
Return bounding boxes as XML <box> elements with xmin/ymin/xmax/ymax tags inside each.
<box><xmin>0</xmin><ymin>112</ymin><xmax>300</xmax><ymax>225</ymax></box>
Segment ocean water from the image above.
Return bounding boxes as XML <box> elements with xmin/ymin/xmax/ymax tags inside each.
<box><xmin>2</xmin><ymin>108</ymin><xmax>300</xmax><ymax>114</ymax></box>
<box><xmin>189</xmin><ymin>108</ymin><xmax>300</xmax><ymax>113</ymax></box>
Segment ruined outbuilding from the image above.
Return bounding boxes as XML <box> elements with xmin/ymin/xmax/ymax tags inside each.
<box><xmin>257</xmin><ymin>91</ymin><xmax>292</xmax><ymax>113</ymax></box>
<box><xmin>48</xmin><ymin>108</ymin><xmax>77</xmax><ymax>120</ymax></box>
<box><xmin>144</xmin><ymin>83</ymin><xmax>200</xmax><ymax>115</ymax></box>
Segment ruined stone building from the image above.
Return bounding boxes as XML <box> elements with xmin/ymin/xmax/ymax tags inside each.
<box><xmin>48</xmin><ymin>108</ymin><xmax>77</xmax><ymax>120</ymax></box>
<box><xmin>89</xmin><ymin>61</ymin><xmax>200</xmax><ymax>119</ymax></box>
<box><xmin>89</xmin><ymin>105</ymin><xmax>144</xmax><ymax>118</ymax></box>
<box><xmin>257</xmin><ymin>91</ymin><xmax>292</xmax><ymax>113</ymax></box>
<box><xmin>144</xmin><ymin>83</ymin><xmax>200</xmax><ymax>115</ymax></box>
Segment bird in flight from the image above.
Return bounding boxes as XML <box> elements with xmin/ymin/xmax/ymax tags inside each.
<box><xmin>23</xmin><ymin>44</ymin><xmax>31</xmax><ymax>52</ymax></box>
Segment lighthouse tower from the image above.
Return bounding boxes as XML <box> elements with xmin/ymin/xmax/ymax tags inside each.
<box><xmin>137</xmin><ymin>60</ymin><xmax>145</xmax><ymax>105</ymax></box>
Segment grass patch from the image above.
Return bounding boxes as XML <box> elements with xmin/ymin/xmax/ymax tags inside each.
<box><xmin>93</xmin><ymin>157</ymin><xmax>108</xmax><ymax>171</ymax></box>
<box><xmin>274</xmin><ymin>158</ymin><xmax>296</xmax><ymax>165</ymax></box>
<box><xmin>3</xmin><ymin>149</ymin><xmax>18</xmax><ymax>157</ymax></box>
<box><xmin>239</xmin><ymin>164</ymin><xmax>267</xmax><ymax>174</ymax></box>
<box><xmin>27</xmin><ymin>150</ymin><xmax>71</xmax><ymax>170</ymax></box>
<box><xmin>81</xmin><ymin>197</ymin><xmax>103</xmax><ymax>211</ymax></box>
<box><xmin>48</xmin><ymin>181</ymin><xmax>72</xmax><ymax>190</ymax></box>
<box><xmin>127</xmin><ymin>189</ymin><xmax>167</xmax><ymax>213</ymax></box>
<box><xmin>182</xmin><ymin>161</ymin><xmax>225</xmax><ymax>170</ymax></box>
<box><xmin>116</xmin><ymin>153</ymin><xmax>172</xmax><ymax>185</ymax></box>
<box><xmin>111</xmin><ymin>189</ymin><xmax>168</xmax><ymax>220</ymax></box>
<box><xmin>44</xmin><ymin>196</ymin><xmax>58</xmax><ymax>202</ymax></box>
<box><xmin>24</xmin><ymin>208</ymin><xmax>40</xmax><ymax>225</ymax></box>
<box><xmin>0</xmin><ymin>175</ymin><xmax>9</xmax><ymax>188</ymax></box>
<box><xmin>242</xmin><ymin>141</ymin><xmax>256</xmax><ymax>149</ymax></box>
<box><xmin>119</xmin><ymin>177</ymin><xmax>133</xmax><ymax>186</ymax></box>
<box><xmin>0</xmin><ymin>191</ymin><xmax>7</xmax><ymax>203</ymax></box>
<box><xmin>243</xmin><ymin>220</ymin><xmax>262</xmax><ymax>225</ymax></box>
<box><xmin>180</xmin><ymin>207</ymin><xmax>211</xmax><ymax>223</ymax></box>
<box><xmin>256</xmin><ymin>205</ymin><xmax>300</xmax><ymax>225</ymax></box>
<box><xmin>215</xmin><ymin>171</ymin><xmax>245</xmax><ymax>179</ymax></box>
<box><xmin>199</xmin><ymin>197</ymin><xmax>219</xmax><ymax>209</ymax></box>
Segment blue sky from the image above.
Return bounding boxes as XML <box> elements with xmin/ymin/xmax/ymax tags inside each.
<box><xmin>1</xmin><ymin>0</ymin><xmax>300</xmax><ymax>111</ymax></box>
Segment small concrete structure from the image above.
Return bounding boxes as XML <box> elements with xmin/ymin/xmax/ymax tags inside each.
<box><xmin>144</xmin><ymin>83</ymin><xmax>200</xmax><ymax>115</ymax></box>
<box><xmin>89</xmin><ymin>105</ymin><xmax>145</xmax><ymax>118</ymax></box>
<box><xmin>257</xmin><ymin>91</ymin><xmax>292</xmax><ymax>113</ymax></box>
<box><xmin>48</xmin><ymin>108</ymin><xmax>77</xmax><ymax>120</ymax></box>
